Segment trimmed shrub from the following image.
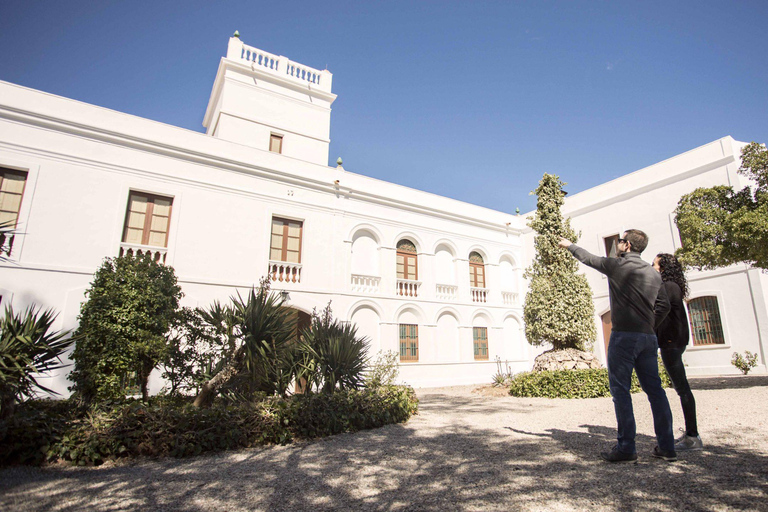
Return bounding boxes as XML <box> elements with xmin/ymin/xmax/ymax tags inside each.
<box><xmin>0</xmin><ymin>385</ymin><xmax>419</xmax><ymax>467</ymax></box>
<box><xmin>509</xmin><ymin>364</ymin><xmax>672</xmax><ymax>399</ymax></box>
<box><xmin>290</xmin><ymin>385</ymin><xmax>418</xmax><ymax>438</ymax></box>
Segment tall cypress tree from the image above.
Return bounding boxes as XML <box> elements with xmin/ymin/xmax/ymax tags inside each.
<box><xmin>523</xmin><ymin>174</ymin><xmax>596</xmax><ymax>351</ymax></box>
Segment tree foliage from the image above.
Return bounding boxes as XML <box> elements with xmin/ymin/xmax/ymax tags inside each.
<box><xmin>523</xmin><ymin>174</ymin><xmax>596</xmax><ymax>350</ymax></box>
<box><xmin>675</xmin><ymin>141</ymin><xmax>768</xmax><ymax>270</ymax></box>
<box><xmin>69</xmin><ymin>254</ymin><xmax>182</xmax><ymax>403</ymax></box>
<box><xmin>0</xmin><ymin>306</ymin><xmax>77</xmax><ymax>419</ymax></box>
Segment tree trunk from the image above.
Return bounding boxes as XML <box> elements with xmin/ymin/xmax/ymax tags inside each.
<box><xmin>192</xmin><ymin>347</ymin><xmax>244</xmax><ymax>408</ymax></box>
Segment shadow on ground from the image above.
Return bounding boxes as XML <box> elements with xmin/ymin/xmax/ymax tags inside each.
<box><xmin>689</xmin><ymin>374</ymin><xmax>768</xmax><ymax>390</ymax></box>
<box><xmin>1</xmin><ymin>390</ymin><xmax>766</xmax><ymax>512</ymax></box>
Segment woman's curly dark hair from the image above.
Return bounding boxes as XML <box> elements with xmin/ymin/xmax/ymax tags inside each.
<box><xmin>655</xmin><ymin>253</ymin><xmax>689</xmax><ymax>299</ymax></box>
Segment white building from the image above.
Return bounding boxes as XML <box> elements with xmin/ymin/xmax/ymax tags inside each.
<box><xmin>551</xmin><ymin>137</ymin><xmax>768</xmax><ymax>376</ymax></box>
<box><xmin>0</xmin><ymin>36</ymin><xmax>765</xmax><ymax>394</ymax></box>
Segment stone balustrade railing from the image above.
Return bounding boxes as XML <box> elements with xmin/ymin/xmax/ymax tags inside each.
<box><xmin>436</xmin><ymin>284</ymin><xmax>458</xmax><ymax>301</ymax></box>
<box><xmin>269</xmin><ymin>260</ymin><xmax>302</xmax><ymax>283</ymax></box>
<box><xmin>397</xmin><ymin>279</ymin><xmax>421</xmax><ymax>298</ymax></box>
<box><xmin>119</xmin><ymin>243</ymin><xmax>167</xmax><ymax>264</ymax></box>
<box><xmin>502</xmin><ymin>291</ymin><xmax>520</xmax><ymax>305</ymax></box>
<box><xmin>351</xmin><ymin>274</ymin><xmax>381</xmax><ymax>294</ymax></box>
<box><xmin>470</xmin><ymin>287</ymin><xmax>488</xmax><ymax>303</ymax></box>
<box><xmin>228</xmin><ymin>38</ymin><xmax>332</xmax><ymax>93</ymax></box>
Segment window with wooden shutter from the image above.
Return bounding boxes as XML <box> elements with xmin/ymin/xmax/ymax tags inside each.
<box><xmin>469</xmin><ymin>251</ymin><xmax>486</xmax><ymax>288</ymax></box>
<box><xmin>270</xmin><ymin>217</ymin><xmax>303</xmax><ymax>263</ymax></box>
<box><xmin>473</xmin><ymin>327</ymin><xmax>488</xmax><ymax>360</ymax></box>
<box><xmin>0</xmin><ymin>168</ymin><xmax>28</xmax><ymax>256</ymax></box>
<box><xmin>399</xmin><ymin>324</ymin><xmax>419</xmax><ymax>362</ymax></box>
<box><xmin>122</xmin><ymin>192</ymin><xmax>173</xmax><ymax>248</ymax></box>
<box><xmin>687</xmin><ymin>296</ymin><xmax>725</xmax><ymax>346</ymax></box>
<box><xmin>270</xmin><ymin>134</ymin><xmax>283</xmax><ymax>154</ymax></box>
<box><xmin>396</xmin><ymin>239</ymin><xmax>418</xmax><ymax>280</ymax></box>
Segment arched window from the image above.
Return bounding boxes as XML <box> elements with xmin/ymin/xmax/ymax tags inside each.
<box><xmin>397</xmin><ymin>239</ymin><xmax>418</xmax><ymax>281</ymax></box>
<box><xmin>469</xmin><ymin>251</ymin><xmax>486</xmax><ymax>288</ymax></box>
<box><xmin>687</xmin><ymin>296</ymin><xmax>725</xmax><ymax>346</ymax></box>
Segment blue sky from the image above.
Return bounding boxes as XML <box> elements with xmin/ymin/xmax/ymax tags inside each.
<box><xmin>1</xmin><ymin>1</ymin><xmax>766</xmax><ymax>214</ymax></box>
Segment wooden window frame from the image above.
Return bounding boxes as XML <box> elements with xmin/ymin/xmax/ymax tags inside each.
<box><xmin>0</xmin><ymin>168</ymin><xmax>28</xmax><ymax>256</ymax></box>
<box><xmin>399</xmin><ymin>323</ymin><xmax>419</xmax><ymax>362</ymax></box>
<box><xmin>469</xmin><ymin>252</ymin><xmax>486</xmax><ymax>288</ymax></box>
<box><xmin>122</xmin><ymin>191</ymin><xmax>173</xmax><ymax>248</ymax></box>
<box><xmin>473</xmin><ymin>327</ymin><xmax>489</xmax><ymax>360</ymax></box>
<box><xmin>270</xmin><ymin>216</ymin><xmax>303</xmax><ymax>263</ymax></box>
<box><xmin>687</xmin><ymin>296</ymin><xmax>726</xmax><ymax>346</ymax></box>
<box><xmin>604</xmin><ymin>234</ymin><xmax>620</xmax><ymax>258</ymax></box>
<box><xmin>270</xmin><ymin>133</ymin><xmax>283</xmax><ymax>154</ymax></box>
<box><xmin>396</xmin><ymin>240</ymin><xmax>418</xmax><ymax>281</ymax></box>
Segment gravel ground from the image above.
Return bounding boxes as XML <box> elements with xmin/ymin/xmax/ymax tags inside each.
<box><xmin>2</xmin><ymin>375</ymin><xmax>768</xmax><ymax>512</ymax></box>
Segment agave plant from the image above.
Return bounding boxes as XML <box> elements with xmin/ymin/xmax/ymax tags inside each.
<box><xmin>298</xmin><ymin>304</ymin><xmax>370</xmax><ymax>394</ymax></box>
<box><xmin>0</xmin><ymin>305</ymin><xmax>78</xmax><ymax>419</ymax></box>
<box><xmin>0</xmin><ymin>219</ymin><xmax>18</xmax><ymax>261</ymax></box>
<box><xmin>193</xmin><ymin>280</ymin><xmax>298</xmax><ymax>407</ymax></box>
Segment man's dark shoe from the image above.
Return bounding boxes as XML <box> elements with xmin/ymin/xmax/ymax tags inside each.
<box><xmin>651</xmin><ymin>446</ymin><xmax>677</xmax><ymax>462</ymax></box>
<box><xmin>600</xmin><ymin>448</ymin><xmax>638</xmax><ymax>464</ymax></box>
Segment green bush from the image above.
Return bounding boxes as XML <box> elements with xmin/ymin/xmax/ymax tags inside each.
<box><xmin>0</xmin><ymin>386</ymin><xmax>419</xmax><ymax>467</ymax></box>
<box><xmin>508</xmin><ymin>364</ymin><xmax>672</xmax><ymax>399</ymax></box>
<box><xmin>290</xmin><ymin>385</ymin><xmax>418</xmax><ymax>438</ymax></box>
<box><xmin>731</xmin><ymin>350</ymin><xmax>758</xmax><ymax>375</ymax></box>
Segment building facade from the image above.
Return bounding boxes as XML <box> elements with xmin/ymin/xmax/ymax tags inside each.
<box><xmin>0</xmin><ymin>36</ymin><xmax>765</xmax><ymax>395</ymax></box>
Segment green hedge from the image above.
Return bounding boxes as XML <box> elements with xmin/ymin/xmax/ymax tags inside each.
<box><xmin>0</xmin><ymin>386</ymin><xmax>418</xmax><ymax>467</ymax></box>
<box><xmin>508</xmin><ymin>365</ymin><xmax>672</xmax><ymax>399</ymax></box>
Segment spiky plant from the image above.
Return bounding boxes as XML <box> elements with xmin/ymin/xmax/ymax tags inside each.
<box><xmin>193</xmin><ymin>279</ymin><xmax>298</xmax><ymax>407</ymax></box>
<box><xmin>298</xmin><ymin>304</ymin><xmax>369</xmax><ymax>394</ymax></box>
<box><xmin>0</xmin><ymin>305</ymin><xmax>77</xmax><ymax>419</ymax></box>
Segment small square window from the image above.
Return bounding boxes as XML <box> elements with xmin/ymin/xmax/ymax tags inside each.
<box><xmin>270</xmin><ymin>134</ymin><xmax>283</xmax><ymax>154</ymax></box>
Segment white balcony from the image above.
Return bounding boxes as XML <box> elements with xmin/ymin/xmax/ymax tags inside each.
<box><xmin>502</xmin><ymin>291</ymin><xmax>520</xmax><ymax>305</ymax></box>
<box><xmin>470</xmin><ymin>287</ymin><xmax>488</xmax><ymax>303</ymax></box>
<box><xmin>436</xmin><ymin>283</ymin><xmax>458</xmax><ymax>300</ymax></box>
<box><xmin>269</xmin><ymin>260</ymin><xmax>302</xmax><ymax>283</ymax></box>
<box><xmin>351</xmin><ymin>274</ymin><xmax>380</xmax><ymax>294</ymax></box>
<box><xmin>119</xmin><ymin>243</ymin><xmax>167</xmax><ymax>264</ymax></box>
<box><xmin>397</xmin><ymin>279</ymin><xmax>422</xmax><ymax>298</ymax></box>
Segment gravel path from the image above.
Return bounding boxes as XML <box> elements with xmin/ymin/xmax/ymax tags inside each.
<box><xmin>2</xmin><ymin>375</ymin><xmax>768</xmax><ymax>511</ymax></box>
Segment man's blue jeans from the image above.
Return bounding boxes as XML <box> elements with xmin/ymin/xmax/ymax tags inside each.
<box><xmin>607</xmin><ymin>331</ymin><xmax>675</xmax><ymax>454</ymax></box>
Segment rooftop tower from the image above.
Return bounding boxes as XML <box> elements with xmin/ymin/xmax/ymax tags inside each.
<box><xmin>203</xmin><ymin>34</ymin><xmax>336</xmax><ymax>166</ymax></box>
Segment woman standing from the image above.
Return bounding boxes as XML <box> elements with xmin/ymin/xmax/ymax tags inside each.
<box><xmin>653</xmin><ymin>253</ymin><xmax>703</xmax><ymax>451</ymax></box>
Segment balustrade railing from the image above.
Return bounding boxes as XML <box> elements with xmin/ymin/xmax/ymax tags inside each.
<box><xmin>470</xmin><ymin>287</ymin><xmax>488</xmax><ymax>303</ymax></box>
<box><xmin>351</xmin><ymin>274</ymin><xmax>381</xmax><ymax>294</ymax></box>
<box><xmin>119</xmin><ymin>243</ymin><xmax>167</xmax><ymax>264</ymax></box>
<box><xmin>229</xmin><ymin>40</ymin><xmax>331</xmax><ymax>92</ymax></box>
<box><xmin>502</xmin><ymin>291</ymin><xmax>520</xmax><ymax>305</ymax></box>
<box><xmin>269</xmin><ymin>260</ymin><xmax>302</xmax><ymax>283</ymax></box>
<box><xmin>397</xmin><ymin>279</ymin><xmax>421</xmax><ymax>297</ymax></box>
<box><xmin>436</xmin><ymin>284</ymin><xmax>458</xmax><ymax>301</ymax></box>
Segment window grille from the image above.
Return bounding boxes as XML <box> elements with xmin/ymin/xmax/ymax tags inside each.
<box><xmin>687</xmin><ymin>296</ymin><xmax>725</xmax><ymax>346</ymax></box>
<box><xmin>399</xmin><ymin>323</ymin><xmax>418</xmax><ymax>362</ymax></box>
<box><xmin>473</xmin><ymin>326</ymin><xmax>488</xmax><ymax>360</ymax></box>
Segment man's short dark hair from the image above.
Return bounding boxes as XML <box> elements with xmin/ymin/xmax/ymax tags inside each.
<box><xmin>624</xmin><ymin>229</ymin><xmax>648</xmax><ymax>253</ymax></box>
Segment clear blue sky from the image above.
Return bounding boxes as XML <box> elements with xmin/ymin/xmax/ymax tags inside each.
<box><xmin>1</xmin><ymin>1</ymin><xmax>766</xmax><ymax>214</ymax></box>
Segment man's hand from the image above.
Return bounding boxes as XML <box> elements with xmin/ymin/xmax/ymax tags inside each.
<box><xmin>558</xmin><ymin>237</ymin><xmax>573</xmax><ymax>248</ymax></box>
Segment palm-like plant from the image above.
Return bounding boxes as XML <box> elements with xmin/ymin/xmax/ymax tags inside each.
<box><xmin>298</xmin><ymin>304</ymin><xmax>370</xmax><ymax>394</ymax></box>
<box><xmin>193</xmin><ymin>280</ymin><xmax>298</xmax><ymax>407</ymax></box>
<box><xmin>0</xmin><ymin>219</ymin><xmax>18</xmax><ymax>262</ymax></box>
<box><xmin>0</xmin><ymin>305</ymin><xmax>77</xmax><ymax>419</ymax></box>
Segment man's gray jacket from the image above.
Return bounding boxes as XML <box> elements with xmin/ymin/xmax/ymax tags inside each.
<box><xmin>567</xmin><ymin>245</ymin><xmax>670</xmax><ymax>335</ymax></box>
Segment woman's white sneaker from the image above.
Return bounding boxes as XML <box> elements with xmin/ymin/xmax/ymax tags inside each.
<box><xmin>675</xmin><ymin>434</ymin><xmax>703</xmax><ymax>451</ymax></box>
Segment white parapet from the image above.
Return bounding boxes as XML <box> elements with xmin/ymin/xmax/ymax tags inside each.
<box><xmin>227</xmin><ymin>37</ymin><xmax>333</xmax><ymax>93</ymax></box>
